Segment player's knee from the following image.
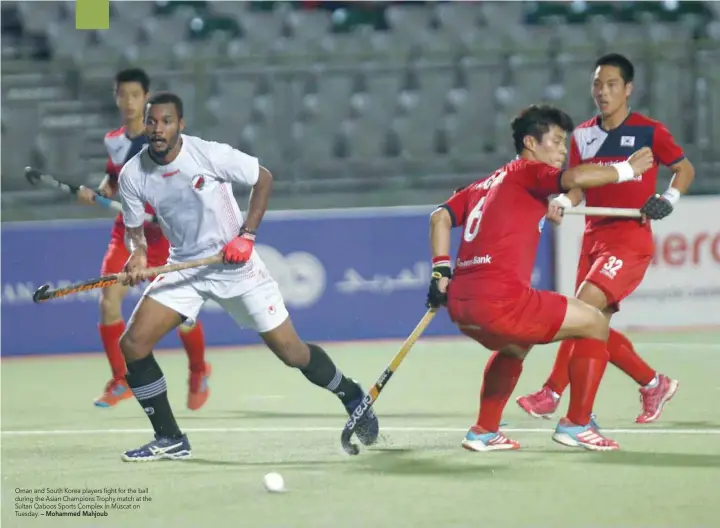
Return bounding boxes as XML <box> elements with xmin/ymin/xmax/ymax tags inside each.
<box><xmin>499</xmin><ymin>344</ymin><xmax>531</xmax><ymax>360</ymax></box>
<box><xmin>119</xmin><ymin>330</ymin><xmax>151</xmax><ymax>362</ymax></box>
<box><xmin>561</xmin><ymin>297</ymin><xmax>610</xmax><ymax>342</ymax></box>
<box><xmin>576</xmin><ymin>281</ymin><xmax>609</xmax><ymax>310</ymax></box>
<box><xmin>586</xmin><ymin>308</ymin><xmax>610</xmax><ymax>341</ymax></box>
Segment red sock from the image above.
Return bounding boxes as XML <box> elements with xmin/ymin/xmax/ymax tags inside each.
<box><xmin>607</xmin><ymin>329</ymin><xmax>655</xmax><ymax>386</ymax></box>
<box><xmin>476</xmin><ymin>352</ymin><xmax>524</xmax><ymax>432</ymax></box>
<box><xmin>99</xmin><ymin>322</ymin><xmax>126</xmax><ymax>380</ymax></box>
<box><xmin>178</xmin><ymin>321</ymin><xmax>206</xmax><ymax>373</ymax></box>
<box><xmin>545</xmin><ymin>339</ymin><xmax>574</xmax><ymax>395</ymax></box>
<box><xmin>566</xmin><ymin>338</ymin><xmax>608</xmax><ymax>426</ymax></box>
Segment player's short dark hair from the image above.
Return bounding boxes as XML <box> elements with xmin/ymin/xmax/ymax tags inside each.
<box><xmin>511</xmin><ymin>104</ymin><xmax>574</xmax><ymax>155</ymax></box>
<box><xmin>114</xmin><ymin>68</ymin><xmax>150</xmax><ymax>93</ymax></box>
<box><xmin>595</xmin><ymin>53</ymin><xmax>634</xmax><ymax>84</ymax></box>
<box><xmin>146</xmin><ymin>91</ymin><xmax>184</xmax><ymax>119</ymax></box>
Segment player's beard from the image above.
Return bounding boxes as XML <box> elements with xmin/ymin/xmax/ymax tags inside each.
<box><xmin>150</xmin><ymin>133</ymin><xmax>179</xmax><ymax>159</ymax></box>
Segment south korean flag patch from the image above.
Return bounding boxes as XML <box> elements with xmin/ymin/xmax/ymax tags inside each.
<box><xmin>620</xmin><ymin>136</ymin><xmax>635</xmax><ymax>147</ymax></box>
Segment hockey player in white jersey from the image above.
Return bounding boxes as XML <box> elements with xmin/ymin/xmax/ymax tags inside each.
<box><xmin>118</xmin><ymin>92</ymin><xmax>379</xmax><ymax>461</ymax></box>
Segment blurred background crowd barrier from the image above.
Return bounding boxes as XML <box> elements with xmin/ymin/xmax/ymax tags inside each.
<box><xmin>2</xmin><ymin>0</ymin><xmax>720</xmax><ymax>220</ymax></box>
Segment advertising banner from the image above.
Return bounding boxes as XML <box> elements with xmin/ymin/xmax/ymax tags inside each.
<box><xmin>2</xmin><ymin>206</ymin><xmax>554</xmax><ymax>356</ymax></box>
<box><xmin>555</xmin><ymin>196</ymin><xmax>720</xmax><ymax>330</ymax></box>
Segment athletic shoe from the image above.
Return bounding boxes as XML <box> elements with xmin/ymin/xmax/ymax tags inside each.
<box><xmin>461</xmin><ymin>426</ymin><xmax>520</xmax><ymax>452</ymax></box>
<box><xmin>94</xmin><ymin>378</ymin><xmax>133</xmax><ymax>408</ymax></box>
<box><xmin>636</xmin><ymin>374</ymin><xmax>678</xmax><ymax>424</ymax></box>
<box><xmin>516</xmin><ymin>385</ymin><xmax>560</xmax><ymax>419</ymax></box>
<box><xmin>552</xmin><ymin>418</ymin><xmax>619</xmax><ymax>451</ymax></box>
<box><xmin>188</xmin><ymin>363</ymin><xmax>212</xmax><ymax>411</ymax></box>
<box><xmin>121</xmin><ymin>434</ymin><xmax>191</xmax><ymax>462</ymax></box>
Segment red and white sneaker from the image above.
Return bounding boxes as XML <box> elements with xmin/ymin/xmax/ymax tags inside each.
<box><xmin>552</xmin><ymin>418</ymin><xmax>619</xmax><ymax>451</ymax></box>
<box><xmin>636</xmin><ymin>374</ymin><xmax>678</xmax><ymax>424</ymax></box>
<box><xmin>461</xmin><ymin>426</ymin><xmax>520</xmax><ymax>452</ymax></box>
<box><xmin>516</xmin><ymin>385</ymin><xmax>560</xmax><ymax>419</ymax></box>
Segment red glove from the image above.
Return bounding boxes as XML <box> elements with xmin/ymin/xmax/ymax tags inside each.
<box><xmin>222</xmin><ymin>230</ymin><xmax>255</xmax><ymax>264</ymax></box>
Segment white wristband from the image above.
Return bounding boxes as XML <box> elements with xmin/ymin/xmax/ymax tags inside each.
<box><xmin>553</xmin><ymin>194</ymin><xmax>573</xmax><ymax>208</ymax></box>
<box><xmin>612</xmin><ymin>161</ymin><xmax>635</xmax><ymax>183</ymax></box>
<box><xmin>662</xmin><ymin>187</ymin><xmax>681</xmax><ymax>206</ymax></box>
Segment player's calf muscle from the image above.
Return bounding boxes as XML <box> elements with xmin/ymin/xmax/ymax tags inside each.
<box><xmin>99</xmin><ymin>284</ymin><xmax>127</xmax><ymax>324</ymax></box>
<box><xmin>260</xmin><ymin>318</ymin><xmax>310</xmax><ymax>368</ymax></box>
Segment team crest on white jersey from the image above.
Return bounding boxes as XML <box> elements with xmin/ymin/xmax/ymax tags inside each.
<box><xmin>191</xmin><ymin>174</ymin><xmax>206</xmax><ymax>190</ymax></box>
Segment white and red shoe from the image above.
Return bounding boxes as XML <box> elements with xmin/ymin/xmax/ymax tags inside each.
<box><xmin>636</xmin><ymin>374</ymin><xmax>678</xmax><ymax>424</ymax></box>
<box><xmin>552</xmin><ymin>418</ymin><xmax>619</xmax><ymax>451</ymax></box>
<box><xmin>461</xmin><ymin>426</ymin><xmax>520</xmax><ymax>452</ymax></box>
<box><xmin>516</xmin><ymin>385</ymin><xmax>560</xmax><ymax>419</ymax></box>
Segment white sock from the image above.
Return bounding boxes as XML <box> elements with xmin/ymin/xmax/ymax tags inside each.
<box><xmin>551</xmin><ymin>390</ymin><xmax>561</xmax><ymax>400</ymax></box>
<box><xmin>644</xmin><ymin>375</ymin><xmax>659</xmax><ymax>389</ymax></box>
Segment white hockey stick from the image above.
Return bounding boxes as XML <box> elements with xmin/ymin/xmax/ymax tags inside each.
<box><xmin>563</xmin><ymin>206</ymin><xmax>642</xmax><ymax>218</ymax></box>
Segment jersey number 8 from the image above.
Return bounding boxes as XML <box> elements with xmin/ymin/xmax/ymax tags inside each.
<box><xmin>463</xmin><ymin>196</ymin><xmax>486</xmax><ymax>242</ymax></box>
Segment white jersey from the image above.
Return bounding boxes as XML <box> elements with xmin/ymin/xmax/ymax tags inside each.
<box><xmin>119</xmin><ymin>135</ymin><xmax>266</xmax><ymax>283</ymax></box>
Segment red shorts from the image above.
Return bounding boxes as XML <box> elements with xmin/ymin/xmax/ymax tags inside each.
<box><xmin>100</xmin><ymin>237</ymin><xmax>170</xmax><ymax>275</ymax></box>
<box><xmin>447</xmin><ymin>281</ymin><xmax>568</xmax><ymax>351</ymax></box>
<box><xmin>575</xmin><ymin>229</ymin><xmax>654</xmax><ymax>311</ymax></box>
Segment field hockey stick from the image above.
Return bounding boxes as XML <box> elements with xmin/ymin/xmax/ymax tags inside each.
<box><xmin>562</xmin><ymin>206</ymin><xmax>642</xmax><ymax>218</ymax></box>
<box><xmin>32</xmin><ymin>254</ymin><xmax>224</xmax><ymax>304</ymax></box>
<box><xmin>24</xmin><ymin>166</ymin><xmax>156</xmax><ymax>223</ymax></box>
<box><xmin>341</xmin><ymin>308</ymin><xmax>438</xmax><ymax>455</ymax></box>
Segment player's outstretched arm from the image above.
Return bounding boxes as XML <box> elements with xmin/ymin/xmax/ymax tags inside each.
<box><xmin>427</xmin><ymin>207</ymin><xmax>453</xmax><ymax>308</ymax></box>
<box><xmin>561</xmin><ymin>147</ymin><xmax>654</xmax><ymax>191</ymax></box>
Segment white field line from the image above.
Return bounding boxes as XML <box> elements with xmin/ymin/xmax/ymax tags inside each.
<box><xmin>2</xmin><ymin>426</ymin><xmax>719</xmax><ymax>436</ymax></box>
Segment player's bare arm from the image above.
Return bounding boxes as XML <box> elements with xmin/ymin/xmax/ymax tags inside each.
<box><xmin>641</xmin><ymin>157</ymin><xmax>695</xmax><ymax>220</ymax></box>
<box><xmin>221</xmin><ymin>166</ymin><xmax>273</xmax><ymax>265</ymax></box>
<box><xmin>561</xmin><ymin>147</ymin><xmax>653</xmax><ymax>191</ymax></box>
<box><xmin>122</xmin><ymin>226</ymin><xmax>148</xmax><ymax>286</ymax></box>
<box><xmin>242</xmin><ymin>166</ymin><xmax>273</xmax><ymax>232</ymax></box>
<box><xmin>427</xmin><ymin>207</ymin><xmax>453</xmax><ymax>307</ymax></box>
<box><xmin>668</xmin><ymin>158</ymin><xmax>695</xmax><ymax>194</ymax></box>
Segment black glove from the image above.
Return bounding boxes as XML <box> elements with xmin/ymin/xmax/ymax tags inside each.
<box><xmin>640</xmin><ymin>193</ymin><xmax>674</xmax><ymax>220</ymax></box>
<box><xmin>426</xmin><ymin>259</ymin><xmax>452</xmax><ymax>308</ymax></box>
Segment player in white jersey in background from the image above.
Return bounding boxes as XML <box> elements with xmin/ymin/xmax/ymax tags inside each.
<box><xmin>117</xmin><ymin>92</ymin><xmax>379</xmax><ymax>461</ymax></box>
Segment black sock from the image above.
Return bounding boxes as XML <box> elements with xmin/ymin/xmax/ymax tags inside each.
<box><xmin>125</xmin><ymin>354</ymin><xmax>182</xmax><ymax>439</ymax></box>
<box><xmin>300</xmin><ymin>343</ymin><xmax>362</xmax><ymax>405</ymax></box>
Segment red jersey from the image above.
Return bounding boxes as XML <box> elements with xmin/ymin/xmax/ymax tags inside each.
<box><xmin>441</xmin><ymin>159</ymin><xmax>562</xmax><ymax>291</ymax></box>
<box><xmin>569</xmin><ymin>112</ymin><xmax>685</xmax><ymax>236</ymax></box>
<box><xmin>104</xmin><ymin>126</ymin><xmax>164</xmax><ymax>244</ymax></box>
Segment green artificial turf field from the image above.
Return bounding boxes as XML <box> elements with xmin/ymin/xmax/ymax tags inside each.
<box><xmin>3</xmin><ymin>331</ymin><xmax>719</xmax><ymax>527</ymax></box>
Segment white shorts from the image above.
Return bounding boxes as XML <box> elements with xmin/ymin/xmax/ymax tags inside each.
<box><xmin>142</xmin><ymin>267</ymin><xmax>289</xmax><ymax>333</ymax></box>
